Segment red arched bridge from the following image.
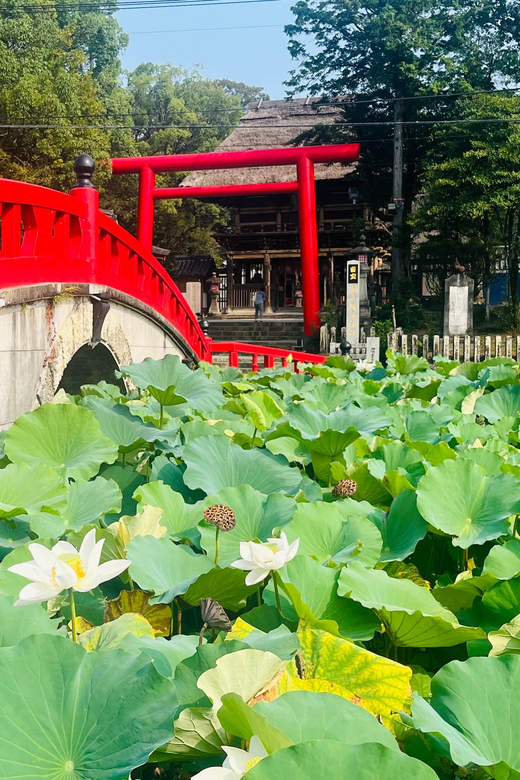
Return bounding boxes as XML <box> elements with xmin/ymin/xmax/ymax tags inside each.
<box><xmin>0</xmin><ymin>144</ymin><xmax>359</xmax><ymax>426</ymax></box>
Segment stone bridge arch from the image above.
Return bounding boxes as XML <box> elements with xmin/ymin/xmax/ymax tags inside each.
<box><xmin>0</xmin><ymin>284</ymin><xmax>190</xmax><ymax>428</ymax></box>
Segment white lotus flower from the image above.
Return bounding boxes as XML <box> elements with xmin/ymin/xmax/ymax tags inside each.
<box><xmin>192</xmin><ymin>736</ymin><xmax>268</xmax><ymax>778</ymax></box>
<box><xmin>356</xmin><ymin>359</ymin><xmax>376</xmax><ymax>372</ymax></box>
<box><xmin>8</xmin><ymin>529</ymin><xmax>131</xmax><ymax>606</ymax></box>
<box><xmin>230</xmin><ymin>532</ymin><xmax>299</xmax><ymax>586</ymax></box>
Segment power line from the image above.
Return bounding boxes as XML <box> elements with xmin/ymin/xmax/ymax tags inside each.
<box><xmin>5</xmin><ymin>117</ymin><xmax>520</xmax><ymax>129</ymax></box>
<box><xmin>128</xmin><ymin>23</ymin><xmax>283</xmax><ymax>33</ymax></box>
<box><xmin>0</xmin><ymin>0</ymin><xmax>281</xmax><ymax>14</ymax></box>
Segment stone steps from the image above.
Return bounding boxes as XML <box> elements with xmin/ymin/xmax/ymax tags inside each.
<box><xmin>208</xmin><ymin>318</ymin><xmax>305</xmax><ymax>349</ymax></box>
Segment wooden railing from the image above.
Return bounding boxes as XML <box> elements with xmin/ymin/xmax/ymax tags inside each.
<box><xmin>209</xmin><ymin>340</ymin><xmax>326</xmax><ymax>372</ymax></box>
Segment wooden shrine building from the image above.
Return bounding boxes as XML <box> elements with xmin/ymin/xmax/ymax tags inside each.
<box><xmin>181</xmin><ymin>98</ymin><xmax>389</xmax><ymax>315</ymax></box>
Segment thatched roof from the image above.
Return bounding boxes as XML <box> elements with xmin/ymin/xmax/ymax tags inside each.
<box><xmin>170</xmin><ymin>256</ymin><xmax>215</xmax><ymax>278</ymax></box>
<box><xmin>181</xmin><ymin>98</ymin><xmax>355</xmax><ymax>188</ymax></box>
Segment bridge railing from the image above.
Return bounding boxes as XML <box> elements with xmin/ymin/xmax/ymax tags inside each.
<box><xmin>0</xmin><ymin>178</ymin><xmax>211</xmax><ymax>362</ymax></box>
<box><xmin>209</xmin><ymin>340</ymin><xmax>326</xmax><ymax>372</ymax></box>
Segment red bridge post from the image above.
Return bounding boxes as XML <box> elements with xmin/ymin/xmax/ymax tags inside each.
<box><xmin>70</xmin><ymin>154</ymin><xmax>98</xmax><ymax>279</ymax></box>
<box><xmin>137</xmin><ymin>166</ymin><xmax>155</xmax><ymax>250</ymax></box>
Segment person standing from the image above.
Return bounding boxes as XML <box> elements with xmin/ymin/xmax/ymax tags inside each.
<box><xmin>254</xmin><ymin>288</ymin><xmax>266</xmax><ymax>320</ymax></box>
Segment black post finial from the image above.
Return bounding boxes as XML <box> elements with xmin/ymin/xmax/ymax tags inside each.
<box><xmin>199</xmin><ymin>313</ymin><xmax>209</xmax><ymax>338</ymax></box>
<box><xmin>73</xmin><ymin>154</ymin><xmax>96</xmax><ymax>188</ymax></box>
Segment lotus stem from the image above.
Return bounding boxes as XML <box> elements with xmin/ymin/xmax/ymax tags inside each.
<box><xmin>215</xmin><ymin>527</ymin><xmax>220</xmax><ymax>565</ymax></box>
<box><xmin>176</xmin><ymin>600</ymin><xmax>182</xmax><ymax>635</ymax></box>
<box><xmin>159</xmin><ymin>404</ymin><xmax>164</xmax><ymax>429</ymax></box>
<box><xmin>199</xmin><ymin>622</ymin><xmax>208</xmax><ymax>645</ymax></box>
<box><xmin>69</xmin><ymin>588</ymin><xmax>78</xmax><ymax>643</ymax></box>
<box><xmin>273</xmin><ymin>572</ymin><xmax>282</xmax><ymax>613</ymax></box>
<box><xmin>257</xmin><ymin>587</ymin><xmax>262</xmax><ymax>607</ymax></box>
<box><xmin>252</xmin><ymin>426</ymin><xmax>258</xmax><ymax>444</ymax></box>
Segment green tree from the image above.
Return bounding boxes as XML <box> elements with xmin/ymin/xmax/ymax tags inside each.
<box><xmin>0</xmin><ymin>0</ymin><xmax>135</xmax><ymax>189</ymax></box>
<box><xmin>104</xmin><ymin>64</ymin><xmax>247</xmax><ymax>258</ymax></box>
<box><xmin>412</xmin><ymin>94</ymin><xmax>520</xmax><ymax>322</ymax></box>
<box><xmin>286</xmin><ymin>0</ymin><xmax>520</xmax><ymax>282</ymax></box>
<box><xmin>214</xmin><ymin>78</ymin><xmax>270</xmax><ymax>109</ymax></box>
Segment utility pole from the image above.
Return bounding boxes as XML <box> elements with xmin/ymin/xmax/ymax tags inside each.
<box><xmin>392</xmin><ymin>97</ymin><xmax>404</xmax><ymax>284</ymax></box>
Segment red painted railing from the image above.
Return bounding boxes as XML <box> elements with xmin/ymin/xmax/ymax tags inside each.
<box><xmin>0</xmin><ymin>178</ymin><xmax>211</xmax><ymax>361</ymax></box>
<box><xmin>0</xmin><ymin>176</ymin><xmax>327</xmax><ymax>369</ymax></box>
<box><xmin>209</xmin><ymin>340</ymin><xmax>326</xmax><ymax>372</ymax></box>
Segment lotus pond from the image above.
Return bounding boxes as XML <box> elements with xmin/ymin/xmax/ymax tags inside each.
<box><xmin>4</xmin><ymin>351</ymin><xmax>520</xmax><ymax>778</ymax></box>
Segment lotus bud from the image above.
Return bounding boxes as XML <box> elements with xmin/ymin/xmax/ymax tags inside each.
<box><xmin>332</xmin><ymin>479</ymin><xmax>358</xmax><ymax>498</ymax></box>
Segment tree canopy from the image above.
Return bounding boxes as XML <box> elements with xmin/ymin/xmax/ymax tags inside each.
<box><xmin>0</xmin><ymin>4</ymin><xmax>268</xmax><ymax>258</ymax></box>
<box><xmin>286</xmin><ymin>0</ymin><xmax>520</xmax><ymax>282</ymax></box>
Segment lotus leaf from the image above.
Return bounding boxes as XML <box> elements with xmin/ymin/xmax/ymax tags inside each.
<box><xmin>182</xmin><ymin>567</ymin><xmax>257</xmax><ymax>611</ymax></box>
<box><xmin>339</xmin><ymin>561</ymin><xmax>485</xmax><ymax>646</ymax></box>
<box><xmin>369</xmin><ymin>490</ymin><xmax>428</xmax><ymax>562</ymax></box>
<box><xmin>197</xmin><ymin>647</ymin><xmax>287</xmax><ymax>710</ymax></box>
<box><xmin>284</xmin><ymin>501</ymin><xmax>382</xmax><ymax>566</ymax></box>
<box><xmin>252</xmin><ymin>690</ymin><xmax>398</xmax><ymax>749</ymax></box>
<box><xmin>475</xmin><ymin>384</ymin><xmax>520</xmax><ymax>422</ymax></box>
<box><xmin>217</xmin><ymin>693</ymin><xmax>293</xmax><ymax>753</ymax></box>
<box><xmin>105</xmin><ymin>588</ymin><xmax>172</xmax><ymax>636</ymax></box>
<box><xmin>416</xmin><ymin>457</ymin><xmax>520</xmax><ymax>548</ymax></box>
<box><xmin>0</xmin><ymin>595</ymin><xmax>56</xmax><ymax>647</ymax></box>
<box><xmin>276</xmin><ymin>554</ymin><xmax>380</xmax><ymax>641</ymax></box>
<box><xmin>0</xmin><ymin>633</ymin><xmax>176</xmax><ymax>778</ymax></box>
<box><xmin>117</xmin><ymin>354</ymin><xmax>223</xmax><ymax>412</ymax></box>
<box><xmin>4</xmin><ymin>404</ymin><xmax>118</xmax><ymax>481</ymax></box>
<box><xmin>241</xmin><ymin>390</ymin><xmax>285</xmax><ymax>430</ymax></box>
<box><xmin>246</xmin><ymin>740</ymin><xmax>437</xmax><ymax>779</ymax></box>
<box><xmin>0</xmin><ymin>463</ymin><xmax>66</xmax><ymax>518</ymax></box>
<box><xmin>293</xmin><ymin>625</ymin><xmax>412</xmax><ymax>718</ymax></box>
<box><xmin>128</xmin><ymin>535</ymin><xmax>213</xmax><ymax>603</ymax></box>
<box><xmin>78</xmin><ymin>612</ymin><xmax>155</xmax><ymax>650</ymax></box>
<box><xmin>412</xmin><ymin>655</ymin><xmax>520</xmax><ymax>776</ymax></box>
<box><xmin>30</xmin><ymin>477</ymin><xmax>122</xmax><ymax>537</ymax></box>
<box><xmin>225</xmin><ymin>619</ymin><xmax>299</xmax><ymax>659</ymax></box>
<box><xmin>117</xmin><ymin>632</ymin><xmax>200</xmax><ymax>678</ymax></box>
<box><xmin>83</xmin><ymin>396</ymin><xmax>160</xmax><ymax>451</ymax></box>
<box><xmin>183</xmin><ymin>436</ymin><xmax>304</xmax><ymax>496</ymax></box>
<box><xmin>483</xmin><ymin>539</ymin><xmax>520</xmax><ymax>580</ymax></box>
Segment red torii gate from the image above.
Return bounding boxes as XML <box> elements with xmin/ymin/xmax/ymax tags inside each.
<box><xmin>111</xmin><ymin>144</ymin><xmax>360</xmax><ymax>335</ymax></box>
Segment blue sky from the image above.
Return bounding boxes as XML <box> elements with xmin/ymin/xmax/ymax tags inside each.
<box><xmin>117</xmin><ymin>0</ymin><xmax>296</xmax><ymax>99</ymax></box>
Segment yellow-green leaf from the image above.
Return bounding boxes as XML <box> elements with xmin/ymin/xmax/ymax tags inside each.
<box><xmin>78</xmin><ymin>613</ymin><xmax>155</xmax><ymax>651</ymax></box>
<box><xmin>104</xmin><ymin>589</ymin><xmax>172</xmax><ymax>637</ymax></box>
<box><xmin>294</xmin><ymin>625</ymin><xmax>412</xmax><ymax>718</ymax></box>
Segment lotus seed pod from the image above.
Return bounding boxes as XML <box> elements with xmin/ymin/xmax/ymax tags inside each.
<box><xmin>332</xmin><ymin>479</ymin><xmax>358</xmax><ymax>498</ymax></box>
<box><xmin>203</xmin><ymin>504</ymin><xmax>236</xmax><ymax>531</ymax></box>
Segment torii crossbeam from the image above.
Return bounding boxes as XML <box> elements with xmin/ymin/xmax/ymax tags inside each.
<box><xmin>111</xmin><ymin>143</ymin><xmax>360</xmax><ymax>334</ymax></box>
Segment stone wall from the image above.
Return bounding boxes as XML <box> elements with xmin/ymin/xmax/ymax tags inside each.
<box><xmin>0</xmin><ymin>284</ymin><xmax>191</xmax><ymax>428</ymax></box>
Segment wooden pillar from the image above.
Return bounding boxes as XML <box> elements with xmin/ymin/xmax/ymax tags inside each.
<box><xmin>328</xmin><ymin>252</ymin><xmax>334</xmax><ymax>305</ymax></box>
<box><xmin>297</xmin><ymin>156</ymin><xmax>321</xmax><ymax>334</ymax></box>
<box><xmin>227</xmin><ymin>255</ymin><xmax>234</xmax><ymax>313</ymax></box>
<box><xmin>264</xmin><ymin>252</ymin><xmax>272</xmax><ymax>313</ymax></box>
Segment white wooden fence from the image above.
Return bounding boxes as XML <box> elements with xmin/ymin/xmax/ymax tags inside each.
<box><xmin>320</xmin><ymin>325</ymin><xmax>520</xmax><ymax>362</ymax></box>
<box><xmin>386</xmin><ymin>331</ymin><xmax>520</xmax><ymax>362</ymax></box>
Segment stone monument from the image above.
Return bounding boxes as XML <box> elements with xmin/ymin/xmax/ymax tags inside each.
<box><xmin>207</xmin><ymin>273</ymin><xmax>221</xmax><ymax>317</ymax></box>
<box><xmin>444</xmin><ymin>273</ymin><xmax>474</xmax><ymax>336</ymax></box>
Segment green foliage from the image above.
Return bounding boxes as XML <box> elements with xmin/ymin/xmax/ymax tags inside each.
<box><xmin>286</xmin><ymin>0</ymin><xmax>520</xmax><ymax>281</ymax></box>
<box><xmin>7</xmin><ymin>354</ymin><xmax>520</xmax><ymax>777</ymax></box>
